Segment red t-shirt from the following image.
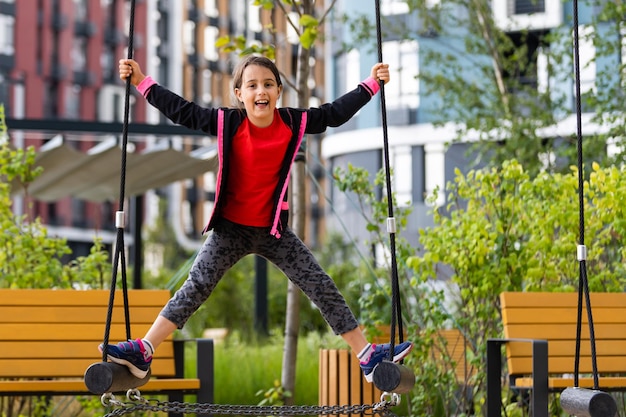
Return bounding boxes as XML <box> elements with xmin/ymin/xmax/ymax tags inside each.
<box><xmin>222</xmin><ymin>110</ymin><xmax>292</xmax><ymax>227</ymax></box>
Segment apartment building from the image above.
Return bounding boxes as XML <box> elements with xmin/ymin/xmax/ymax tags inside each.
<box><xmin>1</xmin><ymin>0</ymin><xmax>327</xmax><ymax>276</ymax></box>
<box><xmin>1</xmin><ymin>0</ymin><xmax>149</xmax><ymax>259</ymax></box>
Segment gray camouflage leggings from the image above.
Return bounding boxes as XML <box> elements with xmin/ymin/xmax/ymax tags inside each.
<box><xmin>160</xmin><ymin>218</ymin><xmax>359</xmax><ymax>335</ymax></box>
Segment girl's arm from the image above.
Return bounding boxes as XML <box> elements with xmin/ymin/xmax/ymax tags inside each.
<box><xmin>119</xmin><ymin>59</ymin><xmax>220</xmax><ymax>135</ymax></box>
<box><xmin>305</xmin><ymin>63</ymin><xmax>390</xmax><ymax>134</ymax></box>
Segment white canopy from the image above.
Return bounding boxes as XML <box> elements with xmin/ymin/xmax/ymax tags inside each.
<box><xmin>13</xmin><ymin>136</ymin><xmax>218</xmax><ymax>202</ymax></box>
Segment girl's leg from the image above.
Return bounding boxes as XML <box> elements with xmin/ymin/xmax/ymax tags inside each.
<box><xmin>143</xmin><ymin>315</ymin><xmax>178</xmax><ymax>350</ymax></box>
<box><xmin>148</xmin><ymin>220</ymin><xmax>252</xmax><ymax>347</ymax></box>
<box><xmin>102</xmin><ymin>220</ymin><xmax>252</xmax><ymax>377</ymax></box>
<box><xmin>258</xmin><ymin>226</ymin><xmax>412</xmax><ymax>383</ymax></box>
<box><xmin>339</xmin><ymin>326</ymin><xmax>369</xmax><ymax>355</ymax></box>
<box><xmin>259</xmin><ymin>227</ymin><xmax>365</xmax><ymax>351</ymax></box>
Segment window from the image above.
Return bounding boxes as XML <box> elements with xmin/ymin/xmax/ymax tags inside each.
<box><xmin>494</xmin><ymin>0</ymin><xmax>562</xmax><ymax>32</ymax></box>
<box><xmin>513</xmin><ymin>0</ymin><xmax>545</xmax><ymax>15</ymax></box>
<box><xmin>204</xmin><ymin>0</ymin><xmax>218</xmax><ymax>18</ymax></box>
<box><xmin>621</xmin><ymin>23</ymin><xmax>626</xmax><ymax>88</ymax></box>
<box><xmin>230</xmin><ymin>0</ymin><xmax>246</xmax><ymax>34</ymax></box>
<box><xmin>0</xmin><ymin>14</ymin><xmax>14</xmax><ymax>55</ymax></box>
<box><xmin>65</xmin><ymin>85</ymin><xmax>81</xmax><ymax>119</ymax></box>
<box><xmin>202</xmin><ymin>69</ymin><xmax>213</xmax><ymax>104</ymax></box>
<box><xmin>391</xmin><ymin>146</ymin><xmax>412</xmax><ymax>206</ymax></box>
<box><xmin>203</xmin><ymin>26</ymin><xmax>218</xmax><ymax>61</ymax></box>
<box><xmin>381</xmin><ymin>0</ymin><xmax>409</xmax><ymax>15</ymax></box>
<box><xmin>383</xmin><ymin>40</ymin><xmax>419</xmax><ymax>109</ymax></box>
<box><xmin>537</xmin><ymin>47</ymin><xmax>549</xmax><ymax>94</ymax></box>
<box><xmin>286</xmin><ymin>12</ymin><xmax>299</xmax><ymax>44</ymax></box>
<box><xmin>183</xmin><ymin>21</ymin><xmax>196</xmax><ymax>55</ymax></box>
<box><xmin>248</xmin><ymin>3</ymin><xmax>262</xmax><ymax>33</ymax></box>
<box><xmin>346</xmin><ymin>49</ymin><xmax>360</xmax><ymax>91</ymax></box>
<box><xmin>73</xmin><ymin>0</ymin><xmax>88</xmax><ymax>21</ymax></box>
<box><xmin>577</xmin><ymin>25</ymin><xmax>596</xmax><ymax>98</ymax></box>
<box><xmin>71</xmin><ymin>38</ymin><xmax>87</xmax><ymax>71</ymax></box>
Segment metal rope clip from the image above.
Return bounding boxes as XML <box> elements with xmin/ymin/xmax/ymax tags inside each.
<box><xmin>101</xmin><ymin>392</ymin><xmax>123</xmax><ymax>407</ymax></box>
<box><xmin>126</xmin><ymin>388</ymin><xmax>144</xmax><ymax>402</ymax></box>
<box><xmin>115</xmin><ymin>211</ymin><xmax>125</xmax><ymax>229</ymax></box>
<box><xmin>374</xmin><ymin>391</ymin><xmax>401</xmax><ymax>410</ymax></box>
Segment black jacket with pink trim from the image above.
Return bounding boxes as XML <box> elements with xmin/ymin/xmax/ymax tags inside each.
<box><xmin>143</xmin><ymin>78</ymin><xmax>379</xmax><ymax>238</ymax></box>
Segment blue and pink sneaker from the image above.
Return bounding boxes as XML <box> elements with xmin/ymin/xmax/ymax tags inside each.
<box><xmin>360</xmin><ymin>342</ymin><xmax>413</xmax><ymax>383</ymax></box>
<box><xmin>99</xmin><ymin>338</ymin><xmax>153</xmax><ymax>379</ymax></box>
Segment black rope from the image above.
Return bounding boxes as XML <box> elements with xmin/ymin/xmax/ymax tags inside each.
<box><xmin>101</xmin><ymin>0</ymin><xmax>137</xmax><ymax>362</ymax></box>
<box><xmin>571</xmin><ymin>0</ymin><xmax>599</xmax><ymax>389</ymax></box>
<box><xmin>374</xmin><ymin>0</ymin><xmax>405</xmax><ymax>357</ymax></box>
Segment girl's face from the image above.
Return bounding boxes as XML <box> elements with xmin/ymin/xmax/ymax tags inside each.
<box><xmin>235</xmin><ymin>64</ymin><xmax>282</xmax><ymax>128</ymax></box>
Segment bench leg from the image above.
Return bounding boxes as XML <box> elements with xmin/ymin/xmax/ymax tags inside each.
<box><xmin>531</xmin><ymin>340</ymin><xmax>548</xmax><ymax>417</ymax></box>
<box><xmin>170</xmin><ymin>340</ymin><xmax>186</xmax><ymax>417</ymax></box>
<box><xmin>486</xmin><ymin>339</ymin><xmax>503</xmax><ymax>417</ymax></box>
<box><xmin>196</xmin><ymin>339</ymin><xmax>215</xmax><ymax>417</ymax></box>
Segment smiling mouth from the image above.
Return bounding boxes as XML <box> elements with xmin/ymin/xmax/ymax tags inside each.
<box><xmin>255</xmin><ymin>100</ymin><xmax>269</xmax><ymax>106</ymax></box>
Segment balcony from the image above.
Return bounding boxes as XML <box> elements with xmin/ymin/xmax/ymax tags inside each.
<box><xmin>0</xmin><ymin>53</ymin><xmax>14</xmax><ymax>71</ymax></box>
<box><xmin>0</xmin><ymin>2</ymin><xmax>15</xmax><ymax>15</ymax></box>
<box><xmin>494</xmin><ymin>0</ymin><xmax>562</xmax><ymax>32</ymax></box>
<box><xmin>514</xmin><ymin>0</ymin><xmax>545</xmax><ymax>15</ymax></box>
<box><xmin>50</xmin><ymin>63</ymin><xmax>67</xmax><ymax>81</ymax></box>
<box><xmin>73</xmin><ymin>70</ymin><xmax>95</xmax><ymax>86</ymax></box>
<box><xmin>104</xmin><ymin>27</ymin><xmax>125</xmax><ymax>45</ymax></box>
<box><xmin>51</xmin><ymin>12</ymin><xmax>68</xmax><ymax>31</ymax></box>
<box><xmin>75</xmin><ymin>21</ymin><xmax>97</xmax><ymax>37</ymax></box>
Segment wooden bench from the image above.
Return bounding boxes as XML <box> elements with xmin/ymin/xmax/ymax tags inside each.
<box><xmin>319</xmin><ymin>328</ymin><xmax>473</xmax><ymax>412</ymax></box>
<box><xmin>487</xmin><ymin>291</ymin><xmax>626</xmax><ymax>417</ymax></box>
<box><xmin>0</xmin><ymin>289</ymin><xmax>213</xmax><ymax>417</ymax></box>
<box><xmin>319</xmin><ymin>348</ymin><xmax>383</xmax><ymax>411</ymax></box>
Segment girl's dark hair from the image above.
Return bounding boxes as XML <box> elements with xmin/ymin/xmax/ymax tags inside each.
<box><xmin>232</xmin><ymin>55</ymin><xmax>282</xmax><ymax>92</ymax></box>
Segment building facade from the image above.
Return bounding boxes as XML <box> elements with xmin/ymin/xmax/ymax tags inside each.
<box><xmin>2</xmin><ymin>0</ymin><xmax>327</xmax><ymax>273</ymax></box>
<box><xmin>321</xmin><ymin>0</ymin><xmax>615</xmax><ymax>256</ymax></box>
<box><xmin>1</xmin><ymin>0</ymin><xmax>150</xmax><ymax>258</ymax></box>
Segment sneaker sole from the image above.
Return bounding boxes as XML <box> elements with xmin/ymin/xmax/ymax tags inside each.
<box><xmin>392</xmin><ymin>343</ymin><xmax>413</xmax><ymax>363</ymax></box>
<box><xmin>106</xmin><ymin>355</ymin><xmax>150</xmax><ymax>379</ymax></box>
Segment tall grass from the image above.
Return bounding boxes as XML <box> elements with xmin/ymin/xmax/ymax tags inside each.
<box><xmin>190</xmin><ymin>331</ymin><xmax>341</xmax><ymax>407</ymax></box>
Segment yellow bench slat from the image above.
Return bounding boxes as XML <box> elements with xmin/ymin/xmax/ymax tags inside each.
<box><xmin>504</xmin><ymin>323</ymin><xmax>626</xmax><ymax>340</ymax></box>
<box><xmin>0</xmin><ymin>306</ymin><xmax>160</xmax><ymax>324</ymax></box>
<box><xmin>0</xmin><ymin>289</ymin><xmax>170</xmax><ymax>307</ymax></box>
<box><xmin>507</xmin><ymin>356</ymin><xmax>626</xmax><ymax>375</ymax></box>
<box><xmin>502</xmin><ymin>307</ymin><xmax>626</xmax><ymax>325</ymax></box>
<box><xmin>0</xmin><ymin>341</ymin><xmax>174</xmax><ymax>359</ymax></box>
<box><xmin>0</xmin><ymin>358</ymin><xmax>176</xmax><ymax>378</ymax></box>
<box><xmin>507</xmin><ymin>339</ymin><xmax>626</xmax><ymax>357</ymax></box>
<box><xmin>0</xmin><ymin>323</ymin><xmax>155</xmax><ymax>341</ymax></box>
<box><xmin>0</xmin><ymin>378</ymin><xmax>200</xmax><ymax>393</ymax></box>
<box><xmin>514</xmin><ymin>376</ymin><xmax>626</xmax><ymax>390</ymax></box>
<box><xmin>500</xmin><ymin>292</ymin><xmax>626</xmax><ymax>308</ymax></box>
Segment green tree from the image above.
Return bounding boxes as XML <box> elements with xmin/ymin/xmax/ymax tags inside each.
<box><xmin>334</xmin><ymin>158</ymin><xmax>626</xmax><ymax>415</ymax></box>
<box><xmin>409</xmin><ymin>160</ymin><xmax>626</xmax><ymax>415</ymax></box>
<box><xmin>0</xmin><ymin>104</ymin><xmax>110</xmax><ymax>290</ymax></box>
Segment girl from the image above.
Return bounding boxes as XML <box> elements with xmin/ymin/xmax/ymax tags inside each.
<box><xmin>102</xmin><ymin>55</ymin><xmax>412</xmax><ymax>383</ymax></box>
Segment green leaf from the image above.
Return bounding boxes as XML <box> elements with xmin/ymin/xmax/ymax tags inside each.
<box><xmin>300</xmin><ymin>27</ymin><xmax>317</xmax><ymax>49</ymax></box>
